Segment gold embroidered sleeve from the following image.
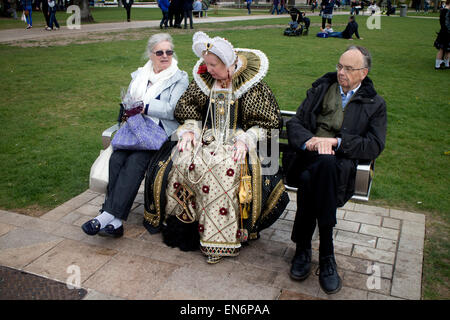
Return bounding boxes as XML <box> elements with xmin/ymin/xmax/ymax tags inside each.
<box><xmin>240</xmin><ymin>81</ymin><xmax>282</xmax><ymax>133</ymax></box>
<box><xmin>174</xmin><ymin>80</ymin><xmax>208</xmax><ymax>125</ymax></box>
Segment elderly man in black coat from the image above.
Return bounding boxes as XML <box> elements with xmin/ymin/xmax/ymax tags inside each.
<box><xmin>286</xmin><ymin>45</ymin><xmax>387</xmax><ymax>295</ymax></box>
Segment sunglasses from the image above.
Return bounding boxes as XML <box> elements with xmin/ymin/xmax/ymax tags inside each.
<box><xmin>153</xmin><ymin>50</ymin><xmax>174</xmax><ymax>57</ymax></box>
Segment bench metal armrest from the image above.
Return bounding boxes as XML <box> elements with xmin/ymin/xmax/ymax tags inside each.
<box><xmin>102</xmin><ymin>123</ymin><xmax>119</xmax><ymax>149</ymax></box>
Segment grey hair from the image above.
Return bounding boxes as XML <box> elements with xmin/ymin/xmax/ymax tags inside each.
<box><xmin>345</xmin><ymin>45</ymin><xmax>372</xmax><ymax>72</ymax></box>
<box><xmin>146</xmin><ymin>33</ymin><xmax>174</xmax><ymax>57</ymax></box>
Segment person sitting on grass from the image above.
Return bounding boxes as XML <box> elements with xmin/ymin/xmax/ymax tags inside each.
<box><xmin>45</xmin><ymin>0</ymin><xmax>60</xmax><ymax>31</ymax></box>
<box><xmin>320</xmin><ymin>23</ymin><xmax>334</xmax><ymax>34</ymax></box>
<box><xmin>328</xmin><ymin>15</ymin><xmax>363</xmax><ymax>40</ymax></box>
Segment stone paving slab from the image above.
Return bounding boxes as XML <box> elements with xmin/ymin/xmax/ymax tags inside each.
<box><xmin>0</xmin><ymin>189</ymin><xmax>426</xmax><ymax>300</ymax></box>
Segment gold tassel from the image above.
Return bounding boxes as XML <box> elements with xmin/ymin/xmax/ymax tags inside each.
<box><xmin>242</xmin><ymin>203</ymin><xmax>249</xmax><ymax>219</ymax></box>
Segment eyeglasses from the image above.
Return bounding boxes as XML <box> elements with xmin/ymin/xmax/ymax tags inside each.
<box><xmin>336</xmin><ymin>63</ymin><xmax>366</xmax><ymax>72</ymax></box>
<box><xmin>153</xmin><ymin>50</ymin><xmax>174</xmax><ymax>57</ymax></box>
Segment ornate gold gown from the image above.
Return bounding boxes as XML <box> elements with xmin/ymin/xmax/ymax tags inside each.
<box><xmin>143</xmin><ymin>49</ymin><xmax>289</xmax><ymax>259</ymax></box>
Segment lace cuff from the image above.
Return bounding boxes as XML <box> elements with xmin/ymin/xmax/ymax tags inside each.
<box><xmin>234</xmin><ymin>126</ymin><xmax>265</xmax><ymax>151</ymax></box>
<box><xmin>176</xmin><ymin>119</ymin><xmax>202</xmax><ymax>140</ymax></box>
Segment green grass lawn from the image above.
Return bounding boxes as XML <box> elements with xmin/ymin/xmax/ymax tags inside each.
<box><xmin>0</xmin><ymin>14</ymin><xmax>448</xmax><ymax>299</ymax></box>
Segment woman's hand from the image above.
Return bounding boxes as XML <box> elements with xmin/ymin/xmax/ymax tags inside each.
<box><xmin>178</xmin><ymin>131</ymin><xmax>197</xmax><ymax>152</ymax></box>
<box><xmin>230</xmin><ymin>140</ymin><xmax>248</xmax><ymax>163</ymax></box>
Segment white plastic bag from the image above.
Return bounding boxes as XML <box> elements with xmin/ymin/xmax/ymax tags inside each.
<box><xmin>89</xmin><ymin>145</ymin><xmax>113</xmax><ymax>193</ymax></box>
<box><xmin>21</xmin><ymin>12</ymin><xmax>26</xmax><ymax>23</ymax></box>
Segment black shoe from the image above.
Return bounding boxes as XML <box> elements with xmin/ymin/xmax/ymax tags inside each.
<box><xmin>316</xmin><ymin>255</ymin><xmax>342</xmax><ymax>294</ymax></box>
<box><xmin>290</xmin><ymin>249</ymin><xmax>312</xmax><ymax>281</ymax></box>
<box><xmin>98</xmin><ymin>224</ymin><xmax>124</xmax><ymax>238</ymax></box>
<box><xmin>81</xmin><ymin>219</ymin><xmax>102</xmax><ymax>236</ymax></box>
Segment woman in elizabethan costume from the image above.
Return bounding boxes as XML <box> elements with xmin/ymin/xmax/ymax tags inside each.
<box><xmin>143</xmin><ymin>31</ymin><xmax>289</xmax><ymax>263</ymax></box>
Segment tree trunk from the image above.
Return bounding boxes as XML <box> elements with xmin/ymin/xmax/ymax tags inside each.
<box><xmin>73</xmin><ymin>0</ymin><xmax>94</xmax><ymax>23</ymax></box>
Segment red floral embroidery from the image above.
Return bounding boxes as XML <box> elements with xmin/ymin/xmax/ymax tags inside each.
<box><xmin>197</xmin><ymin>64</ymin><xmax>207</xmax><ymax>74</ymax></box>
<box><xmin>173</xmin><ymin>182</ymin><xmax>180</xmax><ymax>189</ymax></box>
<box><xmin>189</xmin><ymin>163</ymin><xmax>195</xmax><ymax>171</ymax></box>
<box><xmin>236</xmin><ymin>230</ymin><xmax>242</xmax><ymax>238</ymax></box>
<box><xmin>198</xmin><ymin>224</ymin><xmax>204</xmax><ymax>233</ymax></box>
<box><xmin>202</xmin><ymin>185</ymin><xmax>210</xmax><ymax>194</ymax></box>
<box><xmin>219</xmin><ymin>208</ymin><xmax>228</xmax><ymax>215</ymax></box>
<box><xmin>226</xmin><ymin>169</ymin><xmax>234</xmax><ymax>177</ymax></box>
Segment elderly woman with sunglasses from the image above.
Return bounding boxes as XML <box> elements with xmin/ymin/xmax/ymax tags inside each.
<box><xmin>82</xmin><ymin>33</ymin><xmax>188</xmax><ymax>238</ymax></box>
<box><xmin>143</xmin><ymin>31</ymin><xmax>289</xmax><ymax>264</ymax></box>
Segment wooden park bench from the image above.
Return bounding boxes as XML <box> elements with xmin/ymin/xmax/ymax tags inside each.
<box><xmin>101</xmin><ymin>110</ymin><xmax>375</xmax><ymax>201</ymax></box>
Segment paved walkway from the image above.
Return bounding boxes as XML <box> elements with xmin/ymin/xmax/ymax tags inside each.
<box><xmin>0</xmin><ymin>186</ymin><xmax>425</xmax><ymax>300</ymax></box>
<box><xmin>0</xmin><ymin>14</ymin><xmax>290</xmax><ymax>44</ymax></box>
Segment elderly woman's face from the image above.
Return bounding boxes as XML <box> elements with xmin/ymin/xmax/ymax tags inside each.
<box><xmin>203</xmin><ymin>52</ymin><xmax>229</xmax><ymax>80</ymax></box>
<box><xmin>150</xmin><ymin>40</ymin><xmax>173</xmax><ymax>73</ymax></box>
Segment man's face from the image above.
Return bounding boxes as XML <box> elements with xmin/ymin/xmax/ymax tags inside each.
<box><xmin>337</xmin><ymin>49</ymin><xmax>369</xmax><ymax>93</ymax></box>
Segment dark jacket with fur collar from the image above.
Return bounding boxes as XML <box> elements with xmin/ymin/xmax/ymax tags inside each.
<box><xmin>286</xmin><ymin>72</ymin><xmax>387</xmax><ymax>206</ymax></box>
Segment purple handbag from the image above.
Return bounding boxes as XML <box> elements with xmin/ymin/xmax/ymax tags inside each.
<box><xmin>111</xmin><ymin>114</ymin><xmax>168</xmax><ymax>151</ymax></box>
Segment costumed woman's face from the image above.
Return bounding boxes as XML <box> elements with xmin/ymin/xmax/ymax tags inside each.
<box><xmin>202</xmin><ymin>52</ymin><xmax>229</xmax><ymax>80</ymax></box>
<box><xmin>150</xmin><ymin>40</ymin><xmax>173</xmax><ymax>74</ymax></box>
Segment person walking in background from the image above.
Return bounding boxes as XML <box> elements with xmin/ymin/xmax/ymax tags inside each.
<box><xmin>183</xmin><ymin>0</ymin><xmax>194</xmax><ymax>29</ymax></box>
<box><xmin>271</xmin><ymin>0</ymin><xmax>280</xmax><ymax>14</ymax></box>
<box><xmin>123</xmin><ymin>0</ymin><xmax>133</xmax><ymax>22</ymax></box>
<box><xmin>246</xmin><ymin>0</ymin><xmax>252</xmax><ymax>14</ymax></box>
<box><xmin>280</xmin><ymin>0</ymin><xmax>288</xmax><ymax>13</ymax></box>
<box><xmin>46</xmin><ymin>0</ymin><xmax>59</xmax><ymax>30</ymax></box>
<box><xmin>21</xmin><ymin>0</ymin><xmax>33</xmax><ymax>29</ymax></box>
<box><xmin>311</xmin><ymin>0</ymin><xmax>318</xmax><ymax>13</ymax></box>
<box><xmin>158</xmin><ymin>0</ymin><xmax>170</xmax><ymax>28</ymax></box>
<box><xmin>41</xmin><ymin>0</ymin><xmax>50</xmax><ymax>29</ymax></box>
<box><xmin>7</xmin><ymin>0</ymin><xmax>18</xmax><ymax>19</ymax></box>
<box><xmin>386</xmin><ymin>0</ymin><xmax>392</xmax><ymax>16</ymax></box>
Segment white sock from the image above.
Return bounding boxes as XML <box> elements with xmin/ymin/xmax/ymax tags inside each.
<box><xmin>109</xmin><ymin>218</ymin><xmax>123</xmax><ymax>229</ymax></box>
<box><xmin>444</xmin><ymin>59</ymin><xmax>449</xmax><ymax>67</ymax></box>
<box><xmin>95</xmin><ymin>211</ymin><xmax>115</xmax><ymax>228</ymax></box>
<box><xmin>436</xmin><ymin>59</ymin><xmax>442</xmax><ymax>68</ymax></box>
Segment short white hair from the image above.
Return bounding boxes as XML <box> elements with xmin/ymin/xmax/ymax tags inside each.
<box><xmin>146</xmin><ymin>33</ymin><xmax>174</xmax><ymax>56</ymax></box>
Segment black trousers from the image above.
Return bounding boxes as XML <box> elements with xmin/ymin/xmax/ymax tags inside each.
<box><xmin>160</xmin><ymin>11</ymin><xmax>169</xmax><ymax>27</ymax></box>
<box><xmin>291</xmin><ymin>154</ymin><xmax>338</xmax><ymax>256</ymax></box>
<box><xmin>183</xmin><ymin>9</ymin><xmax>193</xmax><ymax>28</ymax></box>
<box><xmin>102</xmin><ymin>149</ymin><xmax>154</xmax><ymax>221</ymax></box>
<box><xmin>124</xmin><ymin>5</ymin><xmax>132</xmax><ymax>21</ymax></box>
<box><xmin>321</xmin><ymin>17</ymin><xmax>332</xmax><ymax>29</ymax></box>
